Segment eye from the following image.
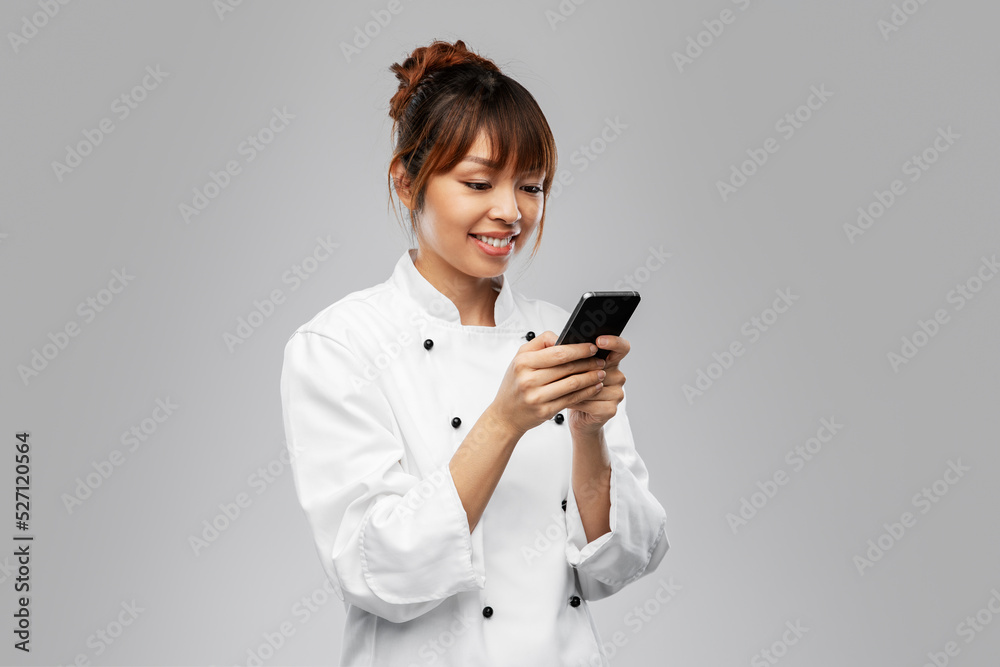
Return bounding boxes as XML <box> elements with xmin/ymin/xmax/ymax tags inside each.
<box><xmin>463</xmin><ymin>182</ymin><xmax>544</xmax><ymax>194</ymax></box>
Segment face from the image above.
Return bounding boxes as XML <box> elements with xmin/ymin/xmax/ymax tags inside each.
<box><xmin>406</xmin><ymin>131</ymin><xmax>545</xmax><ymax>280</ymax></box>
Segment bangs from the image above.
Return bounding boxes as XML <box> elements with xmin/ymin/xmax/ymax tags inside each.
<box><xmin>422</xmin><ymin>76</ymin><xmax>557</xmax><ymax>188</ymax></box>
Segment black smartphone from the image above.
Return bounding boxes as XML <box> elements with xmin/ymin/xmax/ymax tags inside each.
<box><xmin>555</xmin><ymin>291</ymin><xmax>641</xmax><ymax>360</ymax></box>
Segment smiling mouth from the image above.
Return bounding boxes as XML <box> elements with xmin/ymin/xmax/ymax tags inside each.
<box><xmin>469</xmin><ymin>233</ymin><xmax>518</xmax><ymax>248</ymax></box>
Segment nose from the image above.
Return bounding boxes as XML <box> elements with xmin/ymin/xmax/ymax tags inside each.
<box><xmin>489</xmin><ymin>185</ymin><xmax>521</xmax><ymax>225</ymax></box>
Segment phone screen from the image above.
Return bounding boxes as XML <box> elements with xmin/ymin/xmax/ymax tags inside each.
<box><xmin>555</xmin><ymin>291</ymin><xmax>641</xmax><ymax>359</ymax></box>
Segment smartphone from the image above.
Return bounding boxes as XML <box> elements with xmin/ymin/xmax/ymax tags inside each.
<box><xmin>555</xmin><ymin>291</ymin><xmax>641</xmax><ymax>360</ymax></box>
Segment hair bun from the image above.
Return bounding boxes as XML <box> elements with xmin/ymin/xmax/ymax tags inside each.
<box><xmin>389</xmin><ymin>39</ymin><xmax>500</xmax><ymax>121</ymax></box>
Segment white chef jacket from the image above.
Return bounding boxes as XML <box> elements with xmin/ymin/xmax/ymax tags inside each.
<box><xmin>279</xmin><ymin>248</ymin><xmax>669</xmax><ymax>667</ymax></box>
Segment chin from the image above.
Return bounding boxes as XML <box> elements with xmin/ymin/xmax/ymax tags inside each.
<box><xmin>470</xmin><ymin>262</ymin><xmax>506</xmax><ymax>279</ymax></box>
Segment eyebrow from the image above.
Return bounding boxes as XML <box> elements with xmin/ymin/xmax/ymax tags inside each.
<box><xmin>460</xmin><ymin>155</ymin><xmax>543</xmax><ymax>175</ymax></box>
<box><xmin>461</xmin><ymin>156</ymin><xmax>502</xmax><ymax>169</ymax></box>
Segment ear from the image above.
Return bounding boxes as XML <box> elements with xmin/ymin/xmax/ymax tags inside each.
<box><xmin>391</xmin><ymin>159</ymin><xmax>415</xmax><ymax>211</ymax></box>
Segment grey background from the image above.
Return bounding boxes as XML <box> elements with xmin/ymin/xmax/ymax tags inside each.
<box><xmin>2</xmin><ymin>0</ymin><xmax>999</xmax><ymax>665</ymax></box>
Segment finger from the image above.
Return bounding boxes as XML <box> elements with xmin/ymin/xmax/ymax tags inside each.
<box><xmin>595</xmin><ymin>335</ymin><xmax>630</xmax><ymax>366</ymax></box>
<box><xmin>532</xmin><ymin>354</ymin><xmax>606</xmax><ymax>387</ymax></box>
<box><xmin>555</xmin><ymin>377</ymin><xmax>605</xmax><ymax>413</ymax></box>
<box><xmin>567</xmin><ymin>398</ymin><xmax>613</xmax><ymax>418</ymax></box>
<box><xmin>532</xmin><ymin>368</ymin><xmax>605</xmax><ymax>405</ymax></box>
<box><xmin>564</xmin><ymin>375</ymin><xmax>621</xmax><ymax>402</ymax></box>
<box><xmin>596</xmin><ymin>368</ymin><xmax>625</xmax><ymax>388</ymax></box>
<box><xmin>534</xmin><ymin>330</ymin><xmax>558</xmax><ymax>347</ymax></box>
<box><xmin>571</xmin><ymin>381</ymin><xmax>622</xmax><ymax>405</ymax></box>
<box><xmin>524</xmin><ymin>338</ymin><xmax>597</xmax><ymax>371</ymax></box>
<box><xmin>519</xmin><ymin>329</ymin><xmax>557</xmax><ymax>354</ymax></box>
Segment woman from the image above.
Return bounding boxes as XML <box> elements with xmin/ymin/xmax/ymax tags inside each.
<box><xmin>280</xmin><ymin>38</ymin><xmax>669</xmax><ymax>667</ymax></box>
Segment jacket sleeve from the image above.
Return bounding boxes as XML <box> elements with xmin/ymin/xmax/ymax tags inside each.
<box><xmin>563</xmin><ymin>387</ymin><xmax>669</xmax><ymax>601</ymax></box>
<box><xmin>280</xmin><ymin>329</ymin><xmax>486</xmax><ymax>623</ymax></box>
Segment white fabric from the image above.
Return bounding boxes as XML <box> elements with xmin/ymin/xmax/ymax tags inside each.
<box><xmin>280</xmin><ymin>248</ymin><xmax>669</xmax><ymax>667</ymax></box>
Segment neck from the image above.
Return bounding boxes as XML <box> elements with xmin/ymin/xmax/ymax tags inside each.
<box><xmin>412</xmin><ymin>249</ymin><xmax>502</xmax><ymax>327</ymax></box>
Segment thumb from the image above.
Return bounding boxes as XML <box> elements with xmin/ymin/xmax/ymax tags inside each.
<box><xmin>536</xmin><ymin>330</ymin><xmax>558</xmax><ymax>348</ymax></box>
<box><xmin>522</xmin><ymin>330</ymin><xmax>557</xmax><ymax>351</ymax></box>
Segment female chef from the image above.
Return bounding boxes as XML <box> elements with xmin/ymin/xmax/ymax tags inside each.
<box><xmin>279</xmin><ymin>39</ymin><xmax>669</xmax><ymax>667</ymax></box>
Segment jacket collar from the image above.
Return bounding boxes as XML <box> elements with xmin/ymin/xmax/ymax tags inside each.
<box><xmin>391</xmin><ymin>248</ymin><xmax>516</xmax><ymax>327</ymax></box>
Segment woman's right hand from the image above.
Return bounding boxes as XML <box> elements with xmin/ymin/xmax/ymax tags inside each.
<box><xmin>489</xmin><ymin>330</ymin><xmax>607</xmax><ymax>436</ymax></box>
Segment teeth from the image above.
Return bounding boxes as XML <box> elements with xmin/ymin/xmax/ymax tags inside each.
<box><xmin>473</xmin><ymin>234</ymin><xmax>513</xmax><ymax>248</ymax></box>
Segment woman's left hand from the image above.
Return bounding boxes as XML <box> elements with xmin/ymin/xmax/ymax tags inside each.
<box><xmin>567</xmin><ymin>335</ymin><xmax>629</xmax><ymax>434</ymax></box>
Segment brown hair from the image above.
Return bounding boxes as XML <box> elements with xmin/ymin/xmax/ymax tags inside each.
<box><xmin>387</xmin><ymin>39</ymin><xmax>557</xmax><ymax>260</ymax></box>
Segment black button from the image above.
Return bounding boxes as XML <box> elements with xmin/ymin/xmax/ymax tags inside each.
<box><xmin>561</xmin><ymin>499</ymin><xmax>567</xmax><ymax>511</ymax></box>
<box><xmin>423</xmin><ymin>338</ymin><xmax>434</xmax><ymax>350</ymax></box>
<box><xmin>525</xmin><ymin>331</ymin><xmax>535</xmax><ymax>341</ymax></box>
<box><xmin>554</xmin><ymin>413</ymin><xmax>564</xmax><ymax>424</ymax></box>
<box><xmin>451</xmin><ymin>417</ymin><xmax>462</xmax><ymax>428</ymax></box>
<box><xmin>482</xmin><ymin>606</ymin><xmax>493</xmax><ymax>618</ymax></box>
<box><xmin>569</xmin><ymin>596</ymin><xmax>581</xmax><ymax>607</ymax></box>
